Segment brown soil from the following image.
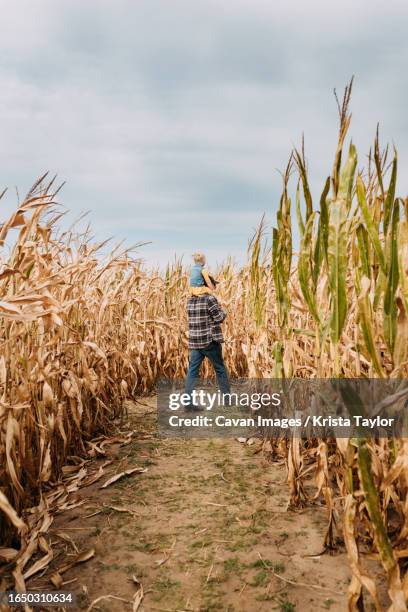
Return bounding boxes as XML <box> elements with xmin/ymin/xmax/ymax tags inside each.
<box><xmin>30</xmin><ymin>398</ymin><xmax>352</xmax><ymax>611</ymax></box>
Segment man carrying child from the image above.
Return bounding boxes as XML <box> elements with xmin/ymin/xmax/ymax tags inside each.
<box><xmin>184</xmin><ymin>253</ymin><xmax>230</xmax><ymax>408</ymax></box>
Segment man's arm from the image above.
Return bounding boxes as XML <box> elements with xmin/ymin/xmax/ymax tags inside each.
<box><xmin>207</xmin><ymin>295</ymin><xmax>226</xmax><ymax>323</ymax></box>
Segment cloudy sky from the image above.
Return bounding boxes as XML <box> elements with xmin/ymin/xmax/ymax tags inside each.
<box><xmin>1</xmin><ymin>0</ymin><xmax>407</xmax><ymax>268</ymax></box>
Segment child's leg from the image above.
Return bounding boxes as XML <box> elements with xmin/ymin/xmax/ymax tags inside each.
<box><xmin>190</xmin><ymin>286</ymin><xmax>212</xmax><ymax>296</ymax></box>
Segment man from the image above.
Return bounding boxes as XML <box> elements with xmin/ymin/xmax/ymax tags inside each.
<box><xmin>184</xmin><ymin>293</ymin><xmax>230</xmax><ymax>408</ymax></box>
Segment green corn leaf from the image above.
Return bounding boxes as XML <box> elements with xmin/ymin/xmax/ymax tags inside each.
<box><xmin>272</xmin><ymin>225</ymin><xmax>279</xmax><ymax>259</ymax></box>
<box><xmin>397</xmin><ymin>219</ymin><xmax>408</xmax><ymax>313</ymax></box>
<box><xmin>383</xmin><ymin>151</ymin><xmax>397</xmax><ymax>236</ymax></box>
<box><xmin>383</xmin><ymin>199</ymin><xmax>400</xmax><ymax>353</ymax></box>
<box><xmin>327</xmin><ymin>144</ymin><xmax>357</xmax><ymax>343</ymax></box>
<box><xmin>374</xmin><ymin>129</ymin><xmax>385</xmax><ymax>201</ymax></box>
<box><xmin>338</xmin><ymin>143</ymin><xmax>357</xmax><ymax>207</ymax></box>
<box><xmin>328</xmin><ymin>201</ymin><xmax>348</xmax><ymax>343</ymax></box>
<box><xmin>294</xmin><ymin>147</ymin><xmax>313</xmax><ymax>222</ymax></box>
<box><xmin>249</xmin><ymin>222</ymin><xmax>265</xmax><ymax>328</ymax></box>
<box><xmin>272</xmin><ymin>177</ymin><xmax>293</xmax><ymax>330</ymax></box>
<box><xmin>357</xmin><ymin>437</ymin><xmax>400</xmax><ymax>590</ymax></box>
<box><xmin>296</xmin><ymin>179</ymin><xmax>305</xmax><ymax>238</ymax></box>
<box><xmin>272</xmin><ymin>228</ymin><xmax>288</xmax><ymax>328</ymax></box>
<box><xmin>298</xmin><ymin>212</ymin><xmax>320</xmax><ymax>324</ymax></box>
<box><xmin>356</xmin><ymin>224</ymin><xmax>371</xmax><ymax>279</ymax></box>
<box><xmin>319</xmin><ymin>176</ymin><xmax>331</xmax><ymax>267</ymax></box>
<box><xmin>272</xmin><ymin>341</ymin><xmax>284</xmax><ymax>378</ymax></box>
<box><xmin>373</xmin><ymin>269</ymin><xmax>386</xmax><ymax>312</ymax></box>
<box><xmin>332</xmin><ymin>148</ymin><xmax>342</xmax><ymax>199</ymax></box>
<box><xmin>272</xmin><ymin>227</ymin><xmax>281</xmax><ymax>313</ymax></box>
<box><xmin>355</xmin><ymin>272</ymin><xmax>384</xmax><ymax>376</ymax></box>
<box><xmin>356</xmin><ymin>176</ymin><xmax>386</xmax><ymax>274</ymax></box>
<box><xmin>314</xmin><ymin>177</ymin><xmax>331</xmax><ymax>283</ymax></box>
<box><xmin>312</xmin><ymin>216</ymin><xmax>322</xmax><ymax>288</ymax></box>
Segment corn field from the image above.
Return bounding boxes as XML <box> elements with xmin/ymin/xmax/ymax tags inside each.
<box><xmin>1</xmin><ymin>80</ymin><xmax>408</xmax><ymax>609</ymax></box>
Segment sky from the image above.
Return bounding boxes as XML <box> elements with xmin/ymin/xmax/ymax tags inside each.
<box><xmin>0</xmin><ymin>0</ymin><xmax>407</xmax><ymax>268</ymax></box>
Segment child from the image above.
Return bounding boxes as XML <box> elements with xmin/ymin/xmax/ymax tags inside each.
<box><xmin>189</xmin><ymin>253</ymin><xmax>216</xmax><ymax>296</ymax></box>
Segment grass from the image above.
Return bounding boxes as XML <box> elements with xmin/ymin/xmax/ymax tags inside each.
<box><xmin>248</xmin><ymin>559</ymin><xmax>286</xmax><ymax>574</ymax></box>
<box><xmin>152</xmin><ymin>576</ymin><xmax>181</xmax><ymax>601</ymax></box>
<box><xmin>223</xmin><ymin>557</ymin><xmax>243</xmax><ymax>573</ymax></box>
<box><xmin>277</xmin><ymin>593</ymin><xmax>296</xmax><ymax>611</ymax></box>
<box><xmin>124</xmin><ymin>563</ymin><xmax>146</xmax><ymax>576</ymax></box>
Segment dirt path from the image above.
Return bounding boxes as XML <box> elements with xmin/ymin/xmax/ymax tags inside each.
<box><xmin>31</xmin><ymin>398</ymin><xmax>351</xmax><ymax>611</ymax></box>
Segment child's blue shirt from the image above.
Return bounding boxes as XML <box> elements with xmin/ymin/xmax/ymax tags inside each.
<box><xmin>190</xmin><ymin>263</ymin><xmax>205</xmax><ymax>287</ymax></box>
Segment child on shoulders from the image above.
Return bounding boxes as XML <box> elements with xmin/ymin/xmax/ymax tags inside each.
<box><xmin>189</xmin><ymin>252</ymin><xmax>216</xmax><ymax>296</ymax></box>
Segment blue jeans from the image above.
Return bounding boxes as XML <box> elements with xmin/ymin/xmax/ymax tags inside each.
<box><xmin>185</xmin><ymin>341</ymin><xmax>230</xmax><ymax>399</ymax></box>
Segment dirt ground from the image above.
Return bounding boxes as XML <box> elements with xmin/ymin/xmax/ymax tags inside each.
<box><xmin>29</xmin><ymin>398</ymin><xmax>353</xmax><ymax>612</ymax></box>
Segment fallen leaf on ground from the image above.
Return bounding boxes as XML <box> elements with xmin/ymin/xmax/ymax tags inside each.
<box><xmin>56</xmin><ymin>499</ymin><xmax>86</xmax><ymax>513</ymax></box>
<box><xmin>54</xmin><ymin>531</ymin><xmax>79</xmax><ymax>553</ymax></box>
<box><xmin>57</xmin><ymin>547</ymin><xmax>95</xmax><ymax>575</ymax></box>
<box><xmin>154</xmin><ymin>539</ymin><xmax>176</xmax><ymax>567</ymax></box>
<box><xmin>132</xmin><ymin>577</ymin><xmax>144</xmax><ymax>611</ymax></box>
<box><xmin>103</xmin><ymin>504</ymin><xmax>138</xmax><ymax>516</ymax></box>
<box><xmin>100</xmin><ymin>467</ymin><xmax>147</xmax><ymax>489</ymax></box>
<box><xmin>0</xmin><ymin>547</ymin><xmax>19</xmax><ymax>561</ymax></box>
<box><xmin>23</xmin><ymin>536</ymin><xmax>53</xmax><ymax>579</ymax></box>
<box><xmin>83</xmin><ymin>460</ymin><xmax>113</xmax><ymax>487</ymax></box>
<box><xmin>86</xmin><ymin>595</ymin><xmax>132</xmax><ymax>612</ymax></box>
<box><xmin>50</xmin><ymin>571</ymin><xmax>63</xmax><ymax>588</ymax></box>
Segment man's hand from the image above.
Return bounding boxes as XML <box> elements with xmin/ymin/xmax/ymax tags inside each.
<box><xmin>208</xmin><ymin>295</ymin><xmax>226</xmax><ymax>323</ymax></box>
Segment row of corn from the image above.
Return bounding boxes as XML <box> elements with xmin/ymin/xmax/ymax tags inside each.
<box><xmin>268</xmin><ymin>80</ymin><xmax>408</xmax><ymax>610</ymax></box>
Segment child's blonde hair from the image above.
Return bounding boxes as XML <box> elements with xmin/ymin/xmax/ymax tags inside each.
<box><xmin>192</xmin><ymin>252</ymin><xmax>206</xmax><ymax>265</ymax></box>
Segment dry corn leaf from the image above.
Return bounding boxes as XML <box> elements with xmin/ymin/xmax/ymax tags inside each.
<box><xmin>0</xmin><ymin>491</ymin><xmax>27</xmax><ymax>533</ymax></box>
<box><xmin>23</xmin><ymin>536</ymin><xmax>53</xmax><ymax>579</ymax></box>
<box><xmin>0</xmin><ymin>547</ymin><xmax>19</xmax><ymax>561</ymax></box>
<box><xmin>85</xmin><ymin>595</ymin><xmax>131</xmax><ymax>612</ymax></box>
<box><xmin>82</xmin><ymin>460</ymin><xmax>113</xmax><ymax>487</ymax></box>
<box><xmin>50</xmin><ymin>571</ymin><xmax>63</xmax><ymax>589</ymax></box>
<box><xmin>103</xmin><ymin>504</ymin><xmax>137</xmax><ymax>516</ymax></box>
<box><xmin>57</xmin><ymin>547</ymin><xmax>95</xmax><ymax>575</ymax></box>
<box><xmin>100</xmin><ymin>467</ymin><xmax>147</xmax><ymax>489</ymax></box>
<box><xmin>343</xmin><ymin>494</ymin><xmax>381</xmax><ymax>610</ymax></box>
<box><xmin>56</xmin><ymin>499</ymin><xmax>86</xmax><ymax>513</ymax></box>
<box><xmin>12</xmin><ymin>566</ymin><xmax>26</xmax><ymax>594</ymax></box>
<box><xmin>132</xmin><ymin>578</ymin><xmax>144</xmax><ymax>611</ymax></box>
<box><xmin>54</xmin><ymin>531</ymin><xmax>79</xmax><ymax>553</ymax></box>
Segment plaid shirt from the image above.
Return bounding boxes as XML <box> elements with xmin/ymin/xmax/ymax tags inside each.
<box><xmin>187</xmin><ymin>294</ymin><xmax>226</xmax><ymax>349</ymax></box>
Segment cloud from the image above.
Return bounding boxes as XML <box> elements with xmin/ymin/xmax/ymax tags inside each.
<box><xmin>0</xmin><ymin>0</ymin><xmax>407</xmax><ymax>266</ymax></box>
